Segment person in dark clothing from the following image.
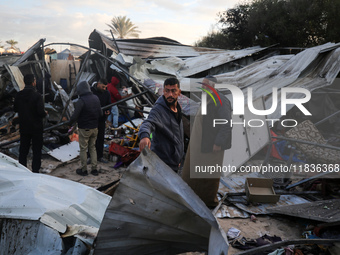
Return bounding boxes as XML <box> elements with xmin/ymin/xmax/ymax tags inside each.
<box><xmin>69</xmin><ymin>81</ymin><xmax>102</xmax><ymax>176</ymax></box>
<box><xmin>13</xmin><ymin>74</ymin><xmax>47</xmax><ymax>173</ymax></box>
<box><xmin>90</xmin><ymin>78</ymin><xmax>111</xmax><ymax>163</ymax></box>
<box><xmin>138</xmin><ymin>77</ymin><xmax>184</xmax><ymax>173</ymax></box>
<box><xmin>182</xmin><ymin>75</ymin><xmax>232</xmax><ymax>208</ymax></box>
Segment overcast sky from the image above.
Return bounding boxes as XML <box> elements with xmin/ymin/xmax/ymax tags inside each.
<box><xmin>0</xmin><ymin>0</ymin><xmax>243</xmax><ymax>52</ymax></box>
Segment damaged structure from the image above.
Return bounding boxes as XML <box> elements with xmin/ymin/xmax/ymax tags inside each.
<box><xmin>1</xmin><ymin>28</ymin><xmax>340</xmax><ymax>254</ymax></box>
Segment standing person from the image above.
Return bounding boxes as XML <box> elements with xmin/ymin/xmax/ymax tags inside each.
<box><xmin>182</xmin><ymin>75</ymin><xmax>232</xmax><ymax>208</ymax></box>
<box><xmin>90</xmin><ymin>78</ymin><xmax>111</xmax><ymax>163</ymax></box>
<box><xmin>69</xmin><ymin>81</ymin><xmax>102</xmax><ymax>176</ymax></box>
<box><xmin>138</xmin><ymin>77</ymin><xmax>184</xmax><ymax>173</ymax></box>
<box><xmin>14</xmin><ymin>74</ymin><xmax>47</xmax><ymax>173</ymax></box>
<box><xmin>107</xmin><ymin>76</ymin><xmax>121</xmax><ymax>128</ymax></box>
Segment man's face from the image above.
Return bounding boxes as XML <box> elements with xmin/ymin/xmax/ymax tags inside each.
<box><xmin>97</xmin><ymin>82</ymin><xmax>107</xmax><ymax>92</ymax></box>
<box><xmin>163</xmin><ymin>84</ymin><xmax>181</xmax><ymax>105</ymax></box>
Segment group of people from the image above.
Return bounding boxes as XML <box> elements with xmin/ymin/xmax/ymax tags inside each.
<box><xmin>14</xmin><ymin>73</ymin><xmax>232</xmax><ymax>208</ymax></box>
<box><xmin>14</xmin><ymin>74</ymin><xmax>128</xmax><ymax>177</ymax></box>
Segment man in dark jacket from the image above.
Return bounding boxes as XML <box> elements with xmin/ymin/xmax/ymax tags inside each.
<box><xmin>69</xmin><ymin>81</ymin><xmax>102</xmax><ymax>176</ymax></box>
<box><xmin>14</xmin><ymin>74</ymin><xmax>47</xmax><ymax>173</ymax></box>
<box><xmin>91</xmin><ymin>78</ymin><xmax>111</xmax><ymax>163</ymax></box>
<box><xmin>138</xmin><ymin>77</ymin><xmax>184</xmax><ymax>172</ymax></box>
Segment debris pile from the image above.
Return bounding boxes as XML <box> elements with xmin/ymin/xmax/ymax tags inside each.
<box><xmin>0</xmin><ymin>30</ymin><xmax>340</xmax><ymax>254</ymax></box>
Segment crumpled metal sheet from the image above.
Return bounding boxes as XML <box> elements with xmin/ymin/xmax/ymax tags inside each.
<box><xmin>215</xmin><ymin>43</ymin><xmax>340</xmax><ymax>120</ymax></box>
<box><xmin>94</xmin><ymin>148</ymin><xmax>229</xmax><ymax>255</ymax></box>
<box><xmin>0</xmin><ymin>152</ymin><xmax>111</xmax><ymax>234</ymax></box>
<box><xmin>267</xmin><ymin>199</ymin><xmax>340</xmax><ymax>222</ymax></box>
<box><xmin>0</xmin><ymin>219</ymin><xmax>63</xmax><ymax>255</ymax></box>
<box><xmin>233</xmin><ymin>195</ymin><xmax>310</xmax><ymax>215</ymax></box>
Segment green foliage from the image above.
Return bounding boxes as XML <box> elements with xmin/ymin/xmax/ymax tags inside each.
<box><xmin>6</xmin><ymin>39</ymin><xmax>18</xmax><ymax>47</ymax></box>
<box><xmin>194</xmin><ymin>30</ymin><xmax>231</xmax><ymax>49</ymax></box>
<box><xmin>218</xmin><ymin>4</ymin><xmax>252</xmax><ymax>49</ymax></box>
<box><xmin>106</xmin><ymin>16</ymin><xmax>141</xmax><ymax>39</ymax></box>
<box><xmin>213</xmin><ymin>0</ymin><xmax>340</xmax><ymax>49</ymax></box>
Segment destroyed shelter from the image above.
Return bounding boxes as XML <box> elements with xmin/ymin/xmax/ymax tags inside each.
<box><xmin>0</xmin><ymin>29</ymin><xmax>340</xmax><ymax>254</ymax></box>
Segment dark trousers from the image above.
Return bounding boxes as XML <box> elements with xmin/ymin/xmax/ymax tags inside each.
<box><xmin>95</xmin><ymin>120</ymin><xmax>106</xmax><ymax>159</ymax></box>
<box><xmin>19</xmin><ymin>132</ymin><xmax>43</xmax><ymax>173</ymax></box>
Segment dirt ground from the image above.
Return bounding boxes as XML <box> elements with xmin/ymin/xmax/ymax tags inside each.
<box><xmin>40</xmin><ymin>153</ymin><xmax>123</xmax><ymax>189</ymax></box>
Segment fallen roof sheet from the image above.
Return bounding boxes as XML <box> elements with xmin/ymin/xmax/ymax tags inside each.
<box><xmin>94</xmin><ymin>148</ymin><xmax>229</xmax><ymax>255</ymax></box>
<box><xmin>0</xmin><ymin>219</ymin><xmax>65</xmax><ymax>255</ymax></box>
<box><xmin>214</xmin><ymin>42</ymin><xmax>340</xmax><ymax>120</ymax></box>
<box><xmin>0</xmin><ymin>152</ymin><xmax>111</xmax><ymax>234</ymax></box>
<box><xmin>115</xmin><ymin>38</ymin><xmax>230</xmax><ymax>59</ymax></box>
<box><xmin>233</xmin><ymin>195</ymin><xmax>310</xmax><ymax>215</ymax></box>
<box><xmin>267</xmin><ymin>199</ymin><xmax>340</xmax><ymax>223</ymax></box>
<box><xmin>89</xmin><ymin>29</ymin><xmax>262</xmax><ymax>60</ymax></box>
<box><xmin>151</xmin><ymin>46</ymin><xmax>269</xmax><ymax>78</ymax></box>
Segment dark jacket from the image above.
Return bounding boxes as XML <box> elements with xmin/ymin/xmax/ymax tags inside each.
<box><xmin>69</xmin><ymin>81</ymin><xmax>102</xmax><ymax>129</ymax></box>
<box><xmin>13</xmin><ymin>85</ymin><xmax>47</xmax><ymax>134</ymax></box>
<box><xmin>201</xmin><ymin>91</ymin><xmax>232</xmax><ymax>153</ymax></box>
<box><xmin>91</xmin><ymin>82</ymin><xmax>111</xmax><ymax>122</ymax></box>
<box><xmin>139</xmin><ymin>96</ymin><xmax>184</xmax><ymax>171</ymax></box>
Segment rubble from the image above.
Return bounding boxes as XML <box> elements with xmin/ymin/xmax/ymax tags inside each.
<box><xmin>0</xmin><ymin>30</ymin><xmax>340</xmax><ymax>254</ymax></box>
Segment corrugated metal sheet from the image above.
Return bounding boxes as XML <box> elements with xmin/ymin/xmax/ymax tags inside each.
<box><xmin>94</xmin><ymin>147</ymin><xmax>229</xmax><ymax>255</ymax></box>
<box><xmin>267</xmin><ymin>199</ymin><xmax>340</xmax><ymax>222</ymax></box>
<box><xmin>214</xmin><ymin>43</ymin><xmax>340</xmax><ymax>120</ymax></box>
<box><xmin>0</xmin><ymin>152</ymin><xmax>111</xmax><ymax>234</ymax></box>
<box><xmin>233</xmin><ymin>195</ymin><xmax>310</xmax><ymax>215</ymax></box>
<box><xmin>0</xmin><ymin>219</ymin><xmax>64</xmax><ymax>255</ymax></box>
<box><xmin>89</xmin><ymin>29</ymin><xmax>266</xmax><ymax>64</ymax></box>
<box><xmin>177</xmin><ymin>47</ymin><xmax>268</xmax><ymax>77</ymax></box>
<box><xmin>128</xmin><ymin>47</ymin><xmax>269</xmax><ymax>78</ymax></box>
<box><xmin>116</xmin><ymin>39</ymin><xmax>231</xmax><ymax>59</ymax></box>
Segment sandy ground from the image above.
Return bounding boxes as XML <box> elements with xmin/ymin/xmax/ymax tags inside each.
<box><xmin>40</xmin><ymin>154</ymin><xmax>123</xmax><ymax>189</ymax></box>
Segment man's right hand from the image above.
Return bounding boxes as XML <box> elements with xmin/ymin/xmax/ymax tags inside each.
<box><xmin>139</xmin><ymin>137</ymin><xmax>151</xmax><ymax>151</ymax></box>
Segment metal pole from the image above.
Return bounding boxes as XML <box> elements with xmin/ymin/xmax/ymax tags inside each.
<box><xmin>57</xmin><ymin>50</ymin><xmax>91</xmax><ymax>123</ymax></box>
<box><xmin>42</xmin><ymin>41</ymin><xmax>45</xmax><ymax>107</ymax></box>
<box><xmin>314</xmin><ymin>109</ymin><xmax>340</xmax><ymax>126</ymax></box>
<box><xmin>44</xmin><ymin>42</ymin><xmax>155</xmax><ymax>106</ymax></box>
<box><xmin>274</xmin><ymin>135</ymin><xmax>340</xmax><ymax>151</ymax></box>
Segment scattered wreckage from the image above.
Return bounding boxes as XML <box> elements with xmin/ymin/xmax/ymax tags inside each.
<box><xmin>1</xmin><ymin>29</ymin><xmax>340</xmax><ymax>254</ymax></box>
